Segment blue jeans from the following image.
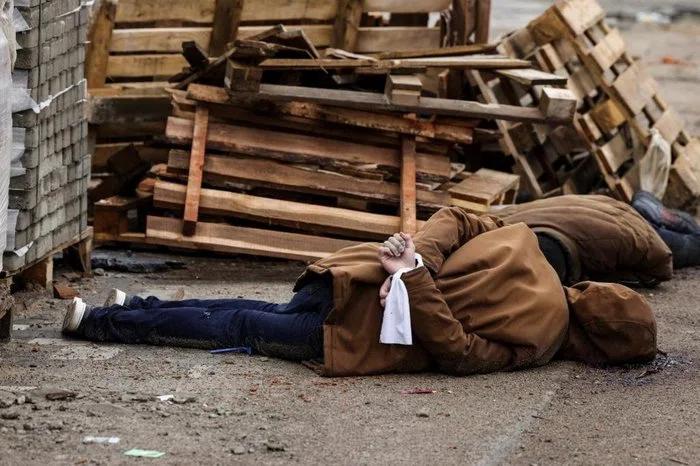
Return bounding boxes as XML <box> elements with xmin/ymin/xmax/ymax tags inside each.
<box><xmin>79</xmin><ymin>278</ymin><xmax>333</xmax><ymax>361</ymax></box>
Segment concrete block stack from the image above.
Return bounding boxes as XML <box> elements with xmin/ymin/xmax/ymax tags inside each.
<box><xmin>4</xmin><ymin>0</ymin><xmax>90</xmax><ymax>272</ymax></box>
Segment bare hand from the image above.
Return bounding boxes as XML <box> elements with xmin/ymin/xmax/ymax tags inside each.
<box><xmin>379</xmin><ymin>233</ymin><xmax>416</xmax><ymax>275</ymax></box>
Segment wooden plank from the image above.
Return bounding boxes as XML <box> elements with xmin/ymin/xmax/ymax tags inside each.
<box><xmin>210</xmin><ymin>0</ymin><xmax>245</xmax><ymax>56</ymax></box>
<box><xmin>239</xmin><ymin>84</ymin><xmax>558</xmax><ymax>123</ymax></box>
<box><xmin>183</xmin><ymin>107</ymin><xmax>210</xmax><ymax>236</ymax></box>
<box><xmin>400</xmin><ymin>137</ymin><xmax>418</xmax><ymax>235</ymax></box>
<box><xmin>538</xmin><ymin>88</ymin><xmax>577</xmax><ymax>122</ymax></box>
<box><xmin>449</xmin><ymin>168</ymin><xmax>519</xmax><ymax>205</ymax></box>
<box><xmin>653</xmin><ymin>109</ymin><xmax>684</xmax><ymax>144</ymax></box>
<box><xmin>578</xmin><ymin>113</ymin><xmax>603</xmax><ymax>142</ymax></box>
<box><xmin>612</xmin><ymin>62</ymin><xmax>658</xmax><ymax>116</ymax></box>
<box><xmin>107</xmin><ymin>54</ymin><xmax>188</xmax><ymax>78</ymax></box>
<box><xmin>364</xmin><ymin>0</ymin><xmax>451</xmax><ymax>12</ymax></box>
<box><xmin>596</xmin><ymin>132</ymin><xmax>633</xmax><ymax>174</ymax></box>
<box><xmin>110</xmin><ymin>26</ymin><xmax>334</xmax><ymax>53</ymax></box>
<box><xmin>567</xmin><ymin>67</ymin><xmax>597</xmax><ymax>100</ymax></box>
<box><xmin>469</xmin><ymin>71</ymin><xmax>543</xmax><ymax>198</ymax></box>
<box><xmin>385</xmin><ymin>75</ymin><xmax>422</xmax><ymax>106</ymax></box>
<box><xmin>187</xmin><ymin>83</ymin><xmax>474</xmax><ymax>143</ymax></box>
<box><xmin>474</xmin><ymin>0</ymin><xmax>492</xmax><ymax>43</ymax></box>
<box><xmin>375</xmin><ymin>44</ymin><xmax>498</xmax><ymax>59</ymax></box>
<box><xmin>257</xmin><ymin>55</ymin><xmax>531</xmax><ymax>70</ymax></box>
<box><xmin>587</xmin><ymin>28</ymin><xmax>625</xmax><ymax>73</ymax></box>
<box><xmin>154</xmin><ymin>180</ymin><xmax>423</xmax><ymax>240</ymax></box>
<box><xmin>146</xmin><ymin>216</ymin><xmax>358</xmax><ymax>262</ymax></box>
<box><xmin>165</xmin><ymin>117</ymin><xmax>451</xmax><ymax>181</ymax></box>
<box><xmin>116</xmin><ymin>0</ymin><xmax>336</xmax><ymax>24</ymax></box>
<box><xmin>589</xmin><ymin>99</ymin><xmax>626</xmax><ymax>136</ymax></box>
<box><xmin>333</xmin><ymin>0</ymin><xmax>363</xmax><ymax>51</ymax></box>
<box><xmin>167</xmin><ymin>150</ymin><xmax>450</xmax><ymax>208</ymax></box>
<box><xmin>86</xmin><ymin>0</ymin><xmax>118</xmax><ymax>88</ymax></box>
<box><xmin>356</xmin><ymin>26</ymin><xmax>442</xmax><ymax>53</ymax></box>
<box><xmin>495</xmin><ymin>68</ymin><xmax>568</xmax><ymax>86</ymax></box>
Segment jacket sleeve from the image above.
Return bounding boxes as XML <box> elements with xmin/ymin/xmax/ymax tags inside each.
<box><xmin>402</xmin><ymin>266</ymin><xmax>516</xmax><ymax>375</ymax></box>
<box><xmin>413</xmin><ymin>207</ymin><xmax>504</xmax><ymax>274</ymax></box>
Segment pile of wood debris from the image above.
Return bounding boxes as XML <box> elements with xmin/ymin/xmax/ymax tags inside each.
<box><xmin>87</xmin><ymin>0</ymin><xmax>700</xmax><ymax>261</ymax></box>
<box><xmin>92</xmin><ymin>25</ymin><xmax>575</xmax><ymax>260</ymax></box>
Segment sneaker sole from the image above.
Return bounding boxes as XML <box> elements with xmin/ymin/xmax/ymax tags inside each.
<box><xmin>105</xmin><ymin>289</ymin><xmax>127</xmax><ymax>307</ymax></box>
<box><xmin>63</xmin><ymin>298</ymin><xmax>86</xmax><ymax>333</ymax></box>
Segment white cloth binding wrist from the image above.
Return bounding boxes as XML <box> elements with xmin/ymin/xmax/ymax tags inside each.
<box><xmin>379</xmin><ymin>253</ymin><xmax>423</xmax><ymax>346</ymax></box>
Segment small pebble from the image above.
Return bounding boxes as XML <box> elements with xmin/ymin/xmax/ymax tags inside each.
<box><xmin>231</xmin><ymin>446</ymin><xmax>246</xmax><ymax>455</ymax></box>
<box><xmin>416</xmin><ymin>409</ymin><xmax>430</xmax><ymax>418</ymax></box>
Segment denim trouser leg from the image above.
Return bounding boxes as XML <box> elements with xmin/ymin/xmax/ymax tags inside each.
<box><xmin>79</xmin><ymin>279</ymin><xmax>333</xmax><ymax>361</ymax></box>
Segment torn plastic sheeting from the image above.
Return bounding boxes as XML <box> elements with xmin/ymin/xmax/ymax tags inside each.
<box><xmin>0</xmin><ymin>4</ymin><xmax>13</xmax><ymax>271</ymax></box>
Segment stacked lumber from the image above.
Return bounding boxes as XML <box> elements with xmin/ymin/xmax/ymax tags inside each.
<box><xmin>93</xmin><ymin>30</ymin><xmax>575</xmax><ymax>261</ymax></box>
<box><xmin>4</xmin><ymin>0</ymin><xmax>92</xmax><ymax>275</ymax></box>
<box><xmin>86</xmin><ymin>0</ymin><xmax>493</xmax><ymax>179</ymax></box>
<box><xmin>496</xmin><ymin>0</ymin><xmax>700</xmax><ymax>209</ymax></box>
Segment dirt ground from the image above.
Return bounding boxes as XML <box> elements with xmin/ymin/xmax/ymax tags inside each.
<box><xmin>2</xmin><ymin>12</ymin><xmax>700</xmax><ymax>466</ymax></box>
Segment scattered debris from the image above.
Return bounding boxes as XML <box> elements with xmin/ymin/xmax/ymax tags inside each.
<box><xmin>83</xmin><ymin>436</ymin><xmax>121</xmax><ymax>445</ymax></box>
<box><xmin>42</xmin><ymin>389</ymin><xmax>78</xmax><ymax>402</ymax></box>
<box><xmin>231</xmin><ymin>446</ymin><xmax>247</xmax><ymax>455</ymax></box>
<box><xmin>53</xmin><ymin>282</ymin><xmax>79</xmax><ymax>300</ymax></box>
<box><xmin>123</xmin><ymin>449</ymin><xmax>166</xmax><ymax>459</ymax></box>
<box><xmin>401</xmin><ymin>388</ymin><xmax>436</xmax><ymax>395</ymax></box>
<box><xmin>416</xmin><ymin>409</ymin><xmax>430</xmax><ymax>418</ymax></box>
<box><xmin>91</xmin><ymin>255</ymin><xmax>187</xmax><ymax>274</ymax></box>
<box><xmin>210</xmin><ymin>347</ymin><xmax>253</xmax><ymax>355</ymax></box>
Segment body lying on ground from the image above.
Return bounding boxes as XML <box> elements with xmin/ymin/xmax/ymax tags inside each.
<box><xmin>62</xmin><ymin>194</ymin><xmax>680</xmax><ymax>377</ymax></box>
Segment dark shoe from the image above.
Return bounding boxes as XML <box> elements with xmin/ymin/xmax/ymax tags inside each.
<box><xmin>657</xmin><ymin>228</ymin><xmax>700</xmax><ymax>269</ymax></box>
<box><xmin>632</xmin><ymin>191</ymin><xmax>700</xmax><ymax>235</ymax></box>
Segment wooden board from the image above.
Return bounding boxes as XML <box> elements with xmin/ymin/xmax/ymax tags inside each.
<box><xmin>187</xmin><ymin>84</ymin><xmax>474</xmax><ymax>143</ymax></box>
<box><xmin>154</xmin><ymin>180</ymin><xmax>423</xmax><ymax>239</ymax></box>
<box><xmin>167</xmin><ymin>149</ymin><xmax>450</xmax><ymax>208</ymax></box>
<box><xmin>587</xmin><ymin>28</ymin><xmax>625</xmax><ymax>73</ymax></box>
<box><xmin>495</xmin><ymin>68</ymin><xmax>568</xmax><ymax>86</ymax></box>
<box><xmin>182</xmin><ymin>107</ymin><xmax>209</xmax><ymax>236</ymax></box>
<box><xmin>611</xmin><ymin>62</ymin><xmax>657</xmax><ymax>116</ymax></box>
<box><xmin>165</xmin><ymin>116</ymin><xmax>452</xmax><ymax>181</ymax></box>
<box><xmin>86</xmin><ymin>0</ymin><xmax>118</xmax><ymax>88</ymax></box>
<box><xmin>596</xmin><ymin>132</ymin><xmax>634</xmax><ymax>173</ymax></box>
<box><xmin>257</xmin><ymin>55</ymin><xmax>531</xmax><ymax>71</ymax></box>
<box><xmin>400</xmin><ymin>137</ymin><xmax>418</xmax><ymax>234</ymax></box>
<box><xmin>115</xmin><ymin>0</ymin><xmax>451</xmax><ymax>23</ymax></box>
<box><xmin>146</xmin><ymin>216</ymin><xmax>358</xmax><ymax>262</ymax></box>
<box><xmin>210</xmin><ymin>0</ymin><xmax>245</xmax><ymax>55</ymax></box>
<box><xmin>449</xmin><ymin>169</ymin><xmax>520</xmax><ymax>205</ymax></box>
<box><xmin>237</xmin><ymin>84</ymin><xmax>557</xmax><ymax>123</ymax></box>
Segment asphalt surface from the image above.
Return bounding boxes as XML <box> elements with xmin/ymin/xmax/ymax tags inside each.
<box><xmin>0</xmin><ymin>250</ymin><xmax>698</xmax><ymax>465</ymax></box>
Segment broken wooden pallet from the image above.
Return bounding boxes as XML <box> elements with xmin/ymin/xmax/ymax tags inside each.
<box><xmin>511</xmin><ymin>0</ymin><xmax>700</xmax><ymax>208</ymax></box>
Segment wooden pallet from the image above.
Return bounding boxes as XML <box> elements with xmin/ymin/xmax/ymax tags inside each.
<box><xmin>86</xmin><ymin>0</ymin><xmax>493</xmax><ymax>196</ymax></box>
<box><xmin>1</xmin><ymin>227</ymin><xmax>94</xmax><ymax>290</ymax></box>
<box><xmin>512</xmin><ymin>0</ymin><xmax>700</xmax><ymax>208</ymax></box>
<box><xmin>468</xmin><ymin>66</ymin><xmax>582</xmax><ymax>198</ymax></box>
<box><xmin>87</xmin><ymin>0</ymin><xmax>492</xmax><ymax>88</ymax></box>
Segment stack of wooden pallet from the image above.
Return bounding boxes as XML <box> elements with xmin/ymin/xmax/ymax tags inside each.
<box><xmin>86</xmin><ymin>0</ymin><xmax>493</xmax><ymax>176</ymax></box>
<box><xmin>3</xmin><ymin>0</ymin><xmax>93</xmax><ymax>282</ymax></box>
<box><xmin>92</xmin><ymin>31</ymin><xmax>576</xmax><ymax>261</ymax></box>
<box><xmin>495</xmin><ymin>0</ymin><xmax>700</xmax><ymax>209</ymax></box>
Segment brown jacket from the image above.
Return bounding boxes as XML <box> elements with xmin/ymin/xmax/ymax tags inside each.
<box><xmin>496</xmin><ymin>195</ymin><xmax>673</xmax><ymax>286</ymax></box>
<box><xmin>297</xmin><ymin>208</ymin><xmax>569</xmax><ymax>376</ymax></box>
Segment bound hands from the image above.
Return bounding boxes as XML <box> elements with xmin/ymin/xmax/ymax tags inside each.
<box><xmin>378</xmin><ymin>233</ymin><xmax>416</xmax><ymax>307</ymax></box>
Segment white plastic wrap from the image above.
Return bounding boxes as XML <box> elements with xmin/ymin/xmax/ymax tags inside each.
<box><xmin>639</xmin><ymin>128</ymin><xmax>672</xmax><ymax>199</ymax></box>
<box><xmin>0</xmin><ymin>3</ymin><xmax>12</xmax><ymax>271</ymax></box>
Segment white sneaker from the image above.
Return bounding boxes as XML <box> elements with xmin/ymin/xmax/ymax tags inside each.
<box><xmin>62</xmin><ymin>297</ymin><xmax>89</xmax><ymax>333</ymax></box>
<box><xmin>104</xmin><ymin>288</ymin><xmax>129</xmax><ymax>307</ymax></box>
